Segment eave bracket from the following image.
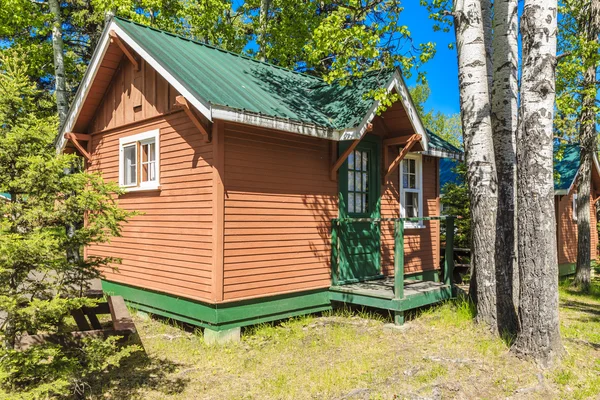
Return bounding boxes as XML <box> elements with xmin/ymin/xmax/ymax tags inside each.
<box><xmin>64</xmin><ymin>132</ymin><xmax>92</xmax><ymax>161</ymax></box>
<box><xmin>174</xmin><ymin>95</ymin><xmax>212</xmax><ymax>143</ymax></box>
<box><xmin>384</xmin><ymin>134</ymin><xmax>421</xmax><ymax>181</ymax></box>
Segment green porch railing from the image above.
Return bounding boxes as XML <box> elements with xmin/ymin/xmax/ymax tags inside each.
<box><xmin>330</xmin><ymin>215</ymin><xmax>456</xmax><ymax>300</ymax></box>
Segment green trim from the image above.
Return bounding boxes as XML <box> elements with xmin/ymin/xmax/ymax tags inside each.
<box><xmin>398</xmin><ymin>286</ymin><xmax>453</xmax><ymax>310</ymax></box>
<box><xmin>330</xmin><ymin>290</ymin><xmax>402</xmax><ymax>311</ymax></box>
<box><xmin>404</xmin><ymin>270</ymin><xmax>440</xmax><ymax>282</ymax></box>
<box><xmin>558</xmin><ymin>263</ymin><xmax>576</xmax><ymax>277</ymax></box>
<box><xmin>102</xmin><ymin>281</ymin><xmax>332</xmax><ymax>331</ymax></box>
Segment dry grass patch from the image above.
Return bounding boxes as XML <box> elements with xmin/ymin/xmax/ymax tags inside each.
<box><xmin>33</xmin><ymin>281</ymin><xmax>600</xmax><ymax>399</ymax></box>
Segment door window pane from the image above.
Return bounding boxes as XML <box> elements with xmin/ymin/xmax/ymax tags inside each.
<box><xmin>347</xmin><ymin>149</ymin><xmax>369</xmax><ymax>214</ymax></box>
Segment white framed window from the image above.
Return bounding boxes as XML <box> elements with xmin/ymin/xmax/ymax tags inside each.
<box><xmin>573</xmin><ymin>193</ymin><xmax>577</xmax><ymax>221</ymax></box>
<box><xmin>400</xmin><ymin>153</ymin><xmax>424</xmax><ymax>228</ymax></box>
<box><xmin>119</xmin><ymin>129</ymin><xmax>160</xmax><ymax>191</ymax></box>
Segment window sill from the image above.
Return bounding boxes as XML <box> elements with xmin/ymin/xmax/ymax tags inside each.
<box><xmin>120</xmin><ymin>185</ymin><xmax>161</xmax><ymax>194</ymax></box>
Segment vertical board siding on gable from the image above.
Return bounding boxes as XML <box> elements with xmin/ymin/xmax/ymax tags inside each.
<box><xmin>85</xmin><ymin>57</ymin><xmax>214</xmax><ymax>302</ymax></box>
<box><xmin>222</xmin><ymin>123</ymin><xmax>337</xmax><ymax>301</ymax></box>
<box><xmin>556</xmin><ymin>192</ymin><xmax>598</xmax><ymax>265</ymax></box>
<box><xmin>89</xmin><ymin>59</ymin><xmax>174</xmax><ymax>133</ymax></box>
<box><xmin>380</xmin><ymin>149</ymin><xmax>439</xmax><ymax>275</ymax></box>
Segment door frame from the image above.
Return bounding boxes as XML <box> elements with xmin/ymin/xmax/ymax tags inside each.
<box><xmin>335</xmin><ymin>134</ymin><xmax>382</xmax><ymax>284</ymax></box>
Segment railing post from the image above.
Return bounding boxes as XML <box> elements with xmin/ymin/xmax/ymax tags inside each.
<box><xmin>331</xmin><ymin>219</ymin><xmax>339</xmax><ymax>286</ymax></box>
<box><xmin>394</xmin><ymin>219</ymin><xmax>405</xmax><ymax>300</ymax></box>
<box><xmin>444</xmin><ymin>216</ymin><xmax>455</xmax><ymax>288</ymax></box>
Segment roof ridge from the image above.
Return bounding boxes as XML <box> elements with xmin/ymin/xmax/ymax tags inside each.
<box><xmin>113</xmin><ymin>16</ymin><xmax>325</xmax><ymax>83</ymax></box>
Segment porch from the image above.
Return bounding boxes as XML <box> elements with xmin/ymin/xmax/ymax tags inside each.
<box><xmin>329</xmin><ymin>216</ymin><xmax>456</xmax><ymax>324</ymax></box>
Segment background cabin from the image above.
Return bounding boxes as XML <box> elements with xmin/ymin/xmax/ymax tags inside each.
<box><xmin>440</xmin><ymin>143</ymin><xmax>600</xmax><ymax>278</ymax></box>
<box><xmin>57</xmin><ymin>18</ymin><xmax>462</xmax><ymax>341</ymax></box>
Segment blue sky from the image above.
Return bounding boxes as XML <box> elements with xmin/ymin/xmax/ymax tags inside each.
<box><xmin>400</xmin><ymin>2</ymin><xmax>460</xmax><ymax>115</ymax></box>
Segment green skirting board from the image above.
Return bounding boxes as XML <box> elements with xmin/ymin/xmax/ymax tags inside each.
<box><xmin>101</xmin><ymin>280</ymin><xmax>332</xmax><ymax>331</ymax></box>
<box><xmin>558</xmin><ymin>263</ymin><xmax>576</xmax><ymax>277</ymax></box>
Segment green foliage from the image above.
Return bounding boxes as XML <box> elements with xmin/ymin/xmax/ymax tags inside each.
<box><xmin>440</xmin><ymin>162</ymin><xmax>470</xmax><ymax>249</ymax></box>
<box><xmin>0</xmin><ymin>49</ymin><xmax>138</xmax><ymax>398</ymax></box>
<box><xmin>555</xmin><ymin>0</ymin><xmax>600</xmax><ymax>140</ymax></box>
<box><xmin>409</xmin><ymin>83</ymin><xmax>462</xmax><ymax>147</ymax></box>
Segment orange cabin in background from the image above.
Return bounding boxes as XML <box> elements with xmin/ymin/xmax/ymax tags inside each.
<box><xmin>57</xmin><ymin>18</ymin><xmax>463</xmax><ymax>339</ymax></box>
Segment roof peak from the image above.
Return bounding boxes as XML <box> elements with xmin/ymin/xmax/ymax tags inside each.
<box><xmin>113</xmin><ymin>16</ymin><xmax>325</xmax><ymax>83</ymax></box>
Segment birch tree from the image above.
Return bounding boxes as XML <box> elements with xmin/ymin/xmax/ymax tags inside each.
<box><xmin>48</xmin><ymin>0</ymin><xmax>68</xmax><ymax>127</ymax></box>
<box><xmin>513</xmin><ymin>0</ymin><xmax>562</xmax><ymax>365</ymax></box>
<box><xmin>452</xmin><ymin>0</ymin><xmax>499</xmax><ymax>332</ymax></box>
<box><xmin>491</xmin><ymin>0</ymin><xmax>519</xmax><ymax>334</ymax></box>
<box><xmin>574</xmin><ymin>0</ymin><xmax>600</xmax><ymax>291</ymax></box>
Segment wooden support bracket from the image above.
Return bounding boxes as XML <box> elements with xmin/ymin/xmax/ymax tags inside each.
<box><xmin>330</xmin><ymin>139</ymin><xmax>361</xmax><ymax>181</ymax></box>
<box><xmin>109</xmin><ymin>31</ymin><xmax>139</xmax><ymax>71</ymax></box>
<box><xmin>65</xmin><ymin>132</ymin><xmax>91</xmax><ymax>161</ymax></box>
<box><xmin>174</xmin><ymin>95</ymin><xmax>211</xmax><ymax>142</ymax></box>
<box><xmin>384</xmin><ymin>134</ymin><xmax>421</xmax><ymax>181</ymax></box>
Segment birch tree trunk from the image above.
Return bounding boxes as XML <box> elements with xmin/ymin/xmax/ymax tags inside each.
<box><xmin>48</xmin><ymin>0</ymin><xmax>68</xmax><ymax>127</ymax></box>
<box><xmin>575</xmin><ymin>0</ymin><xmax>600</xmax><ymax>292</ymax></box>
<box><xmin>258</xmin><ymin>0</ymin><xmax>271</xmax><ymax>62</ymax></box>
<box><xmin>491</xmin><ymin>0</ymin><xmax>519</xmax><ymax>335</ymax></box>
<box><xmin>513</xmin><ymin>0</ymin><xmax>562</xmax><ymax>365</ymax></box>
<box><xmin>453</xmin><ymin>0</ymin><xmax>499</xmax><ymax>333</ymax></box>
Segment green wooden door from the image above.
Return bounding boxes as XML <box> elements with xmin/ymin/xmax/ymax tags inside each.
<box><xmin>336</xmin><ymin>137</ymin><xmax>382</xmax><ymax>284</ymax></box>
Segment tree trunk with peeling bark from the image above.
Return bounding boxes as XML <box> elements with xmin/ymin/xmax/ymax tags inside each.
<box><xmin>491</xmin><ymin>0</ymin><xmax>519</xmax><ymax>335</ymax></box>
<box><xmin>453</xmin><ymin>0</ymin><xmax>499</xmax><ymax>333</ymax></box>
<box><xmin>575</xmin><ymin>0</ymin><xmax>600</xmax><ymax>292</ymax></box>
<box><xmin>513</xmin><ymin>0</ymin><xmax>562</xmax><ymax>366</ymax></box>
<box><xmin>49</xmin><ymin>0</ymin><xmax>68</xmax><ymax>127</ymax></box>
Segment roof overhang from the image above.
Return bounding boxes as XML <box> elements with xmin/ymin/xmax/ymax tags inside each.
<box><xmin>57</xmin><ymin>22</ymin><xmax>430</xmax><ymax>151</ymax></box>
<box><xmin>554</xmin><ymin>152</ymin><xmax>600</xmax><ymax>195</ymax></box>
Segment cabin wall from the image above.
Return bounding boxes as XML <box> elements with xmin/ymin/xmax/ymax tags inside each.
<box><xmin>381</xmin><ymin>151</ymin><xmax>440</xmax><ymax>276</ymax></box>
<box><xmin>556</xmin><ymin>191</ymin><xmax>598</xmax><ymax>265</ymax></box>
<box><xmin>85</xmin><ymin>58</ymin><xmax>214</xmax><ymax>303</ymax></box>
<box><xmin>221</xmin><ymin>123</ymin><xmax>337</xmax><ymax>301</ymax></box>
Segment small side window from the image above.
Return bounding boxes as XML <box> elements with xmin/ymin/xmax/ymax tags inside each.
<box><xmin>400</xmin><ymin>154</ymin><xmax>423</xmax><ymax>228</ymax></box>
<box><xmin>119</xmin><ymin>129</ymin><xmax>160</xmax><ymax>191</ymax></box>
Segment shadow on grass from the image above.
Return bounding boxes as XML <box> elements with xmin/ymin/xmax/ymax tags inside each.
<box><xmin>89</xmin><ymin>351</ymin><xmax>188</xmax><ymax>399</ymax></box>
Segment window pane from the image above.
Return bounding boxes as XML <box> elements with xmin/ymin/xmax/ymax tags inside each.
<box><xmin>355</xmin><ymin>171</ymin><xmax>361</xmax><ymax>192</ymax></box>
<box><xmin>409</xmin><ymin>159</ymin><xmax>415</xmax><ymax>174</ymax></box>
<box><xmin>409</xmin><ymin>174</ymin><xmax>416</xmax><ymax>189</ymax></box>
<box><xmin>348</xmin><ymin>193</ymin><xmax>355</xmax><ymax>213</ymax></box>
<box><xmin>123</xmin><ymin>145</ymin><xmax>136</xmax><ymax>185</ymax></box>
<box><xmin>356</xmin><ymin>192</ymin><xmax>362</xmax><ymax>212</ymax></box>
<box><xmin>362</xmin><ymin>193</ymin><xmax>367</xmax><ymax>213</ymax></box>
<box><xmin>403</xmin><ymin>172</ymin><xmax>408</xmax><ymax>188</ymax></box>
<box><xmin>405</xmin><ymin>193</ymin><xmax>418</xmax><ymax>217</ymax></box>
<box><xmin>362</xmin><ymin>151</ymin><xmax>368</xmax><ymax>171</ymax></box>
<box><xmin>142</xmin><ymin>143</ymin><xmax>149</xmax><ymax>163</ymax></box>
<box><xmin>348</xmin><ymin>171</ymin><xmax>354</xmax><ymax>191</ymax></box>
<box><xmin>355</xmin><ymin>151</ymin><xmax>362</xmax><ymax>172</ymax></box>
<box><xmin>362</xmin><ymin>172</ymin><xmax>367</xmax><ymax>193</ymax></box>
<box><xmin>348</xmin><ymin>152</ymin><xmax>354</xmax><ymax>170</ymax></box>
<box><xmin>149</xmin><ymin>142</ymin><xmax>156</xmax><ymax>162</ymax></box>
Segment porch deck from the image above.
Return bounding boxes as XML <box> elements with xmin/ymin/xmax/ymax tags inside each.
<box><xmin>329</xmin><ymin>278</ymin><xmax>454</xmax><ymax>324</ymax></box>
<box><xmin>330</xmin><ymin>216</ymin><xmax>457</xmax><ymax>324</ymax></box>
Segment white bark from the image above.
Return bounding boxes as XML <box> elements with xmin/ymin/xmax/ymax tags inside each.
<box><xmin>491</xmin><ymin>0</ymin><xmax>519</xmax><ymax>334</ymax></box>
<box><xmin>258</xmin><ymin>0</ymin><xmax>271</xmax><ymax>62</ymax></box>
<box><xmin>453</xmin><ymin>0</ymin><xmax>499</xmax><ymax>332</ymax></box>
<box><xmin>49</xmin><ymin>0</ymin><xmax>68</xmax><ymax>127</ymax></box>
<box><xmin>513</xmin><ymin>0</ymin><xmax>562</xmax><ymax>366</ymax></box>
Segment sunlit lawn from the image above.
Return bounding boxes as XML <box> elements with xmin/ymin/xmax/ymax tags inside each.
<box><xmin>77</xmin><ymin>278</ymin><xmax>600</xmax><ymax>399</ymax></box>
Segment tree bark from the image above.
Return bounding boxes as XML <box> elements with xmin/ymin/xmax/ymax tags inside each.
<box><xmin>513</xmin><ymin>0</ymin><xmax>562</xmax><ymax>366</ymax></box>
<box><xmin>453</xmin><ymin>0</ymin><xmax>499</xmax><ymax>333</ymax></box>
<box><xmin>48</xmin><ymin>0</ymin><xmax>68</xmax><ymax>128</ymax></box>
<box><xmin>575</xmin><ymin>0</ymin><xmax>600</xmax><ymax>292</ymax></box>
<box><xmin>491</xmin><ymin>0</ymin><xmax>519</xmax><ymax>335</ymax></box>
<box><xmin>258</xmin><ymin>0</ymin><xmax>271</xmax><ymax>62</ymax></box>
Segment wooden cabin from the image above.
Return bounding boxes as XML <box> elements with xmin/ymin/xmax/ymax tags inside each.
<box><xmin>554</xmin><ymin>144</ymin><xmax>600</xmax><ymax>276</ymax></box>
<box><xmin>56</xmin><ymin>18</ymin><xmax>462</xmax><ymax>342</ymax></box>
<box><xmin>440</xmin><ymin>144</ymin><xmax>600</xmax><ymax>278</ymax></box>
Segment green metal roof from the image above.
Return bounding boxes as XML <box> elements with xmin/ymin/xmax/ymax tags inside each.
<box><xmin>427</xmin><ymin>130</ymin><xmax>463</xmax><ymax>158</ymax></box>
<box><xmin>0</xmin><ymin>193</ymin><xmax>10</xmax><ymax>200</ymax></box>
<box><xmin>554</xmin><ymin>143</ymin><xmax>580</xmax><ymax>191</ymax></box>
<box><xmin>114</xmin><ymin>17</ymin><xmax>393</xmax><ymax>130</ymax></box>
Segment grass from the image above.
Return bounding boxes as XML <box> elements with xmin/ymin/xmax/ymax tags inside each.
<box><xmin>13</xmin><ymin>280</ymin><xmax>600</xmax><ymax>399</ymax></box>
